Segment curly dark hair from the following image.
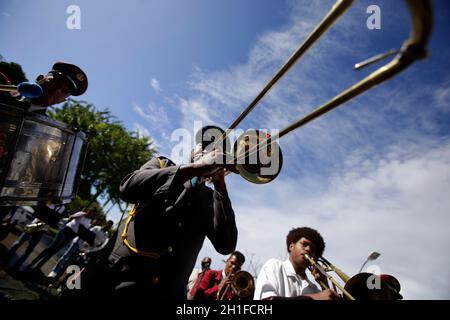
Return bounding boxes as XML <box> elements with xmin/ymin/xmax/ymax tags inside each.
<box><xmin>286</xmin><ymin>227</ymin><xmax>325</xmax><ymax>258</ymax></box>
<box><xmin>230</xmin><ymin>250</ymin><xmax>245</xmax><ymax>264</ymax></box>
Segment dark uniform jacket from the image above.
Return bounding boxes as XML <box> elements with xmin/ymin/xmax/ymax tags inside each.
<box><xmin>108</xmin><ymin>156</ymin><xmax>237</xmax><ymax>299</ymax></box>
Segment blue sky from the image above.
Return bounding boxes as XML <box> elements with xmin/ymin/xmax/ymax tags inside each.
<box><xmin>1</xmin><ymin>1</ymin><xmax>450</xmax><ymax>299</ymax></box>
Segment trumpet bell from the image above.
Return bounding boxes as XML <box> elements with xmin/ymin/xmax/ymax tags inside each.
<box><xmin>231</xmin><ymin>271</ymin><xmax>255</xmax><ymax>299</ymax></box>
<box><xmin>233</xmin><ymin>130</ymin><xmax>283</xmax><ymax>184</ymax></box>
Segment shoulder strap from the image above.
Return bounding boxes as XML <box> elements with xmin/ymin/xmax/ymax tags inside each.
<box><xmin>156</xmin><ymin>156</ymin><xmax>175</xmax><ymax>169</ymax></box>
<box><xmin>121</xmin><ymin>156</ymin><xmax>173</xmax><ymax>259</ymax></box>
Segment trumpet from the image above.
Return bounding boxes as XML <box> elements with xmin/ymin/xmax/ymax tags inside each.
<box><xmin>203</xmin><ymin>0</ymin><xmax>432</xmax><ymax>184</ymax></box>
<box><xmin>217</xmin><ymin>270</ymin><xmax>255</xmax><ymax>300</ymax></box>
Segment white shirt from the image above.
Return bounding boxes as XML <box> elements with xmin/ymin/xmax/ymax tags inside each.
<box><xmin>90</xmin><ymin>225</ymin><xmax>108</xmax><ymax>247</ymax></box>
<box><xmin>186</xmin><ymin>268</ymin><xmax>202</xmax><ymax>299</ymax></box>
<box><xmin>253</xmin><ymin>259</ymin><xmax>320</xmax><ymax>300</ymax></box>
<box><xmin>72</xmin><ymin>226</ymin><xmax>108</xmax><ymax>251</ymax></box>
<box><xmin>187</xmin><ymin>268</ymin><xmax>201</xmax><ymax>292</ymax></box>
<box><xmin>47</xmin><ymin>204</ymin><xmax>66</xmax><ymax>215</ymax></box>
<box><xmin>65</xmin><ymin>211</ymin><xmax>91</xmax><ymax>234</ymax></box>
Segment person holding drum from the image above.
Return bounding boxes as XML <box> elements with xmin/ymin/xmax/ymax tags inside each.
<box><xmin>28</xmin><ymin>61</ymin><xmax>88</xmax><ymax>114</ymax></box>
<box><xmin>0</xmin><ymin>61</ymin><xmax>88</xmax><ymax>114</ymax></box>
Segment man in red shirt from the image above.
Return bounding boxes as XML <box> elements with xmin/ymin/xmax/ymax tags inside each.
<box><xmin>193</xmin><ymin>251</ymin><xmax>245</xmax><ymax>300</ymax></box>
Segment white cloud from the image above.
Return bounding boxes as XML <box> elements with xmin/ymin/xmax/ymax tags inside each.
<box><xmin>150</xmin><ymin>78</ymin><xmax>161</xmax><ymax>92</ymax></box>
<box><xmin>132</xmin><ymin>102</ymin><xmax>169</xmax><ymax>127</ymax></box>
<box><xmin>198</xmin><ymin>140</ymin><xmax>450</xmax><ymax>299</ymax></box>
<box><xmin>433</xmin><ymin>78</ymin><xmax>450</xmax><ymax>112</ymax></box>
<box><xmin>175</xmin><ymin>0</ymin><xmax>448</xmax><ymax>181</ymax></box>
<box><xmin>127</xmin><ymin>0</ymin><xmax>450</xmax><ymax>299</ymax></box>
<box><xmin>435</xmin><ymin>87</ymin><xmax>450</xmax><ymax>107</ymax></box>
<box><xmin>132</xmin><ymin>122</ymin><xmax>162</xmax><ymax>151</ymax></box>
<box><xmin>132</xmin><ymin>122</ymin><xmax>151</xmax><ymax>139</ymax></box>
<box><xmin>180</xmin><ymin>1</ymin><xmax>377</xmax><ymax>156</ymax></box>
<box><xmin>176</xmin><ymin>95</ymin><xmax>216</xmax><ymax>129</ymax></box>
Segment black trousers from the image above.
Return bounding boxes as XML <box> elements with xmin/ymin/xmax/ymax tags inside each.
<box><xmin>61</xmin><ymin>255</ymin><xmax>185</xmax><ymax>300</ymax></box>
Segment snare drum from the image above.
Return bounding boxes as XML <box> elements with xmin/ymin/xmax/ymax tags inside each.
<box><xmin>0</xmin><ymin>102</ymin><xmax>86</xmax><ymax>205</ymax></box>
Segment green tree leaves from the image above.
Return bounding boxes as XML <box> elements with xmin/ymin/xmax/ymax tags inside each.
<box><xmin>48</xmin><ymin>99</ymin><xmax>156</xmax><ymax>212</ymax></box>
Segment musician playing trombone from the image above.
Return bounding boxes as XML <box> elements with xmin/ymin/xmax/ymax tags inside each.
<box><xmin>83</xmin><ymin>127</ymin><xmax>238</xmax><ymax>299</ymax></box>
<box><xmin>254</xmin><ymin>227</ymin><xmax>339</xmax><ymax>300</ymax></box>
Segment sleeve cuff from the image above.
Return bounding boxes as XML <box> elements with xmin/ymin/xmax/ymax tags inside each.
<box><xmin>153</xmin><ymin>165</ymin><xmax>181</xmax><ymax>195</ymax></box>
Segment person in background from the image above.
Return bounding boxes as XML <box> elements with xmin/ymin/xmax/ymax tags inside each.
<box><xmin>253</xmin><ymin>227</ymin><xmax>339</xmax><ymax>300</ymax></box>
<box><xmin>47</xmin><ymin>220</ymin><xmax>114</xmax><ymax>281</ymax></box>
<box><xmin>1</xmin><ymin>204</ymin><xmax>66</xmax><ymax>271</ymax></box>
<box><xmin>187</xmin><ymin>256</ymin><xmax>212</xmax><ymax>300</ymax></box>
<box><xmin>193</xmin><ymin>251</ymin><xmax>245</xmax><ymax>301</ymax></box>
<box><xmin>29</xmin><ymin>208</ymin><xmax>95</xmax><ymax>273</ymax></box>
<box><xmin>86</xmin><ymin>125</ymin><xmax>238</xmax><ymax>300</ymax></box>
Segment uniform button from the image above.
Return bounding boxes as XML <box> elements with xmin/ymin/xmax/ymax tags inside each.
<box><xmin>178</xmin><ymin>222</ymin><xmax>182</xmax><ymax>228</ymax></box>
<box><xmin>167</xmin><ymin>246</ymin><xmax>173</xmax><ymax>253</ymax></box>
<box><xmin>152</xmin><ymin>277</ymin><xmax>159</xmax><ymax>284</ymax></box>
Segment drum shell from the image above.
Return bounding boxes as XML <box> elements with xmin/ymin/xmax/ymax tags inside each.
<box><xmin>0</xmin><ymin>102</ymin><xmax>86</xmax><ymax>205</ymax></box>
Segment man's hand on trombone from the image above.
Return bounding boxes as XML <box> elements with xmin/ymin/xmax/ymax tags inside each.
<box><xmin>309</xmin><ymin>265</ymin><xmax>340</xmax><ymax>300</ymax></box>
<box><xmin>310</xmin><ymin>265</ymin><xmax>329</xmax><ymax>290</ymax></box>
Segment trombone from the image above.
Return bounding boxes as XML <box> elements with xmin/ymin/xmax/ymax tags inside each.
<box><xmin>205</xmin><ymin>0</ymin><xmax>432</xmax><ymax>184</ymax></box>
<box><xmin>304</xmin><ymin>254</ymin><xmax>404</xmax><ymax>300</ymax></box>
<box><xmin>304</xmin><ymin>254</ymin><xmax>355</xmax><ymax>300</ymax></box>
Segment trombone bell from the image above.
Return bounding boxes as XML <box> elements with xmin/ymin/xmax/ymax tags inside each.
<box><xmin>233</xmin><ymin>130</ymin><xmax>283</xmax><ymax>184</ymax></box>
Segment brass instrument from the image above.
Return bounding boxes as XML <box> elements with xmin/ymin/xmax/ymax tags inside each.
<box><xmin>217</xmin><ymin>270</ymin><xmax>255</xmax><ymax>300</ymax></box>
<box><xmin>305</xmin><ymin>254</ymin><xmax>355</xmax><ymax>300</ymax></box>
<box><xmin>304</xmin><ymin>254</ymin><xmax>402</xmax><ymax>300</ymax></box>
<box><xmin>23</xmin><ymin>221</ymin><xmax>48</xmax><ymax>233</ymax></box>
<box><xmin>205</xmin><ymin>0</ymin><xmax>432</xmax><ymax>184</ymax></box>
